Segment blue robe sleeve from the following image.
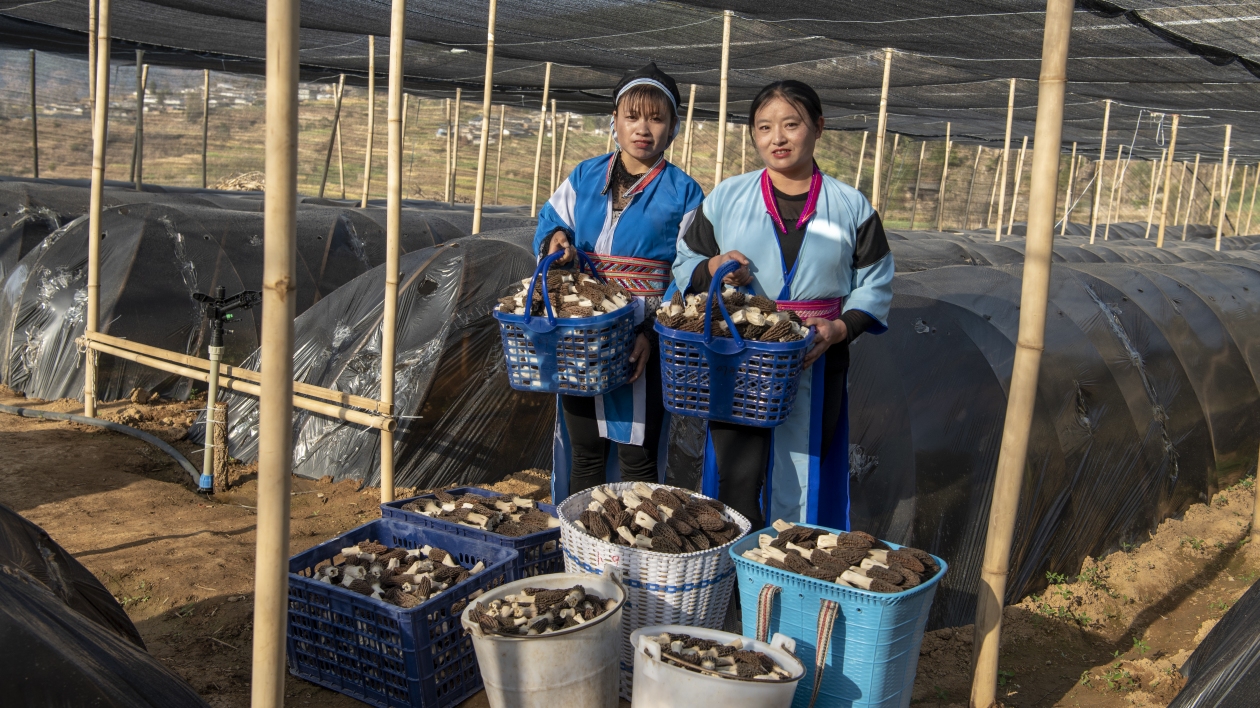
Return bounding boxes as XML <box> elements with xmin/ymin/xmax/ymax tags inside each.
<box><xmin>532</xmin><ymin>177</ymin><xmax>579</xmax><ymax>256</ymax></box>
<box><xmin>842</xmin><ymin>198</ymin><xmax>894</xmax><ymax>333</ymax></box>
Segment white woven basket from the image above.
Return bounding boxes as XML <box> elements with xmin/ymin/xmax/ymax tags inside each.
<box><xmin>556</xmin><ymin>481</ymin><xmax>751</xmax><ymax>701</ymax></box>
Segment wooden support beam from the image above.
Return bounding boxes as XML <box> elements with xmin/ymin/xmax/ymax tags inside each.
<box><xmin>1006</xmin><ymin>135</ymin><xmax>1028</xmax><ymax>234</ymax></box>
<box><xmin>935</xmin><ymin>125</ymin><xmax>952</xmax><ymax>232</ymax></box>
<box><xmin>964</xmin><ymin>145</ymin><xmax>983</xmax><ymax>231</ymax></box>
<box><xmin>494</xmin><ymin>104</ymin><xmax>506</xmax><ymax>205</ymax></box>
<box><xmin>29</xmin><ymin>50</ymin><xmax>38</xmax><ymax>178</ymax></box>
<box><xmin>871</xmin><ymin>48</ymin><xmax>893</xmax><ymax>210</ymax></box>
<box><xmin>910</xmin><ymin>141</ymin><xmax>925</xmax><ymax>230</ymax></box>
<box><xmin>1060</xmin><ymin>141</ymin><xmax>1077</xmax><ymax>235</ymax></box>
<box><xmin>681</xmin><ymin>84</ymin><xmax>697</xmax><ymax>176</ymax></box>
<box><xmin>996</xmin><ymin>79</ymin><xmax>1016</xmax><ymax>241</ymax></box>
<box><xmin>1156</xmin><ymin>115</ymin><xmax>1178</xmax><ymax>248</ymax></box>
<box><xmin>713</xmin><ymin>10</ymin><xmax>733</xmax><ymax>187</ymax></box>
<box><xmin>318</xmin><ymin>74</ymin><xmax>345</xmax><ymax>198</ymax></box>
<box><xmin>1089</xmin><ymin>99</ymin><xmax>1111</xmax><ymax>243</ymax></box>
<box><xmin>1215</xmin><ymin>126</ymin><xmax>1233</xmax><ymax>250</ymax></box>
<box><xmin>84</xmin><ymin>0</ymin><xmax>111</xmax><ymax>418</ymax></box>
<box><xmin>529</xmin><ymin>63</ymin><xmax>551</xmax><ymax>217</ymax></box>
<box><xmin>471</xmin><ymin>0</ymin><xmax>499</xmax><ymax>234</ymax></box>
<box><xmin>854</xmin><ymin>130</ymin><xmax>868</xmax><ymax>190</ymax></box>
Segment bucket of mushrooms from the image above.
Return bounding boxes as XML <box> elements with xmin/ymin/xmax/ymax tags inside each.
<box><xmin>655</xmin><ymin>260</ymin><xmax>815</xmax><ymax>427</ymax></box>
<box><xmin>493</xmin><ymin>249</ymin><xmax>636</xmax><ymax>395</ymax></box>
<box><xmin>557</xmin><ymin>481</ymin><xmax>752</xmax><ymax>700</ymax></box>
<box><xmin>729</xmin><ymin>521</ymin><xmax>948</xmax><ymax>708</ymax></box>
<box><xmin>628</xmin><ymin>624</ymin><xmax>805</xmax><ymax>708</ymax></box>
<box><xmin>286</xmin><ymin>518</ymin><xmax>518</xmax><ymax>708</ymax></box>
<box><xmin>460</xmin><ymin>566</ymin><xmax>627</xmax><ymax>708</ymax></box>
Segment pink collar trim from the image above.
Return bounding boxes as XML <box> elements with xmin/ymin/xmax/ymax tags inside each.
<box><xmin>760</xmin><ymin>163</ymin><xmax>822</xmax><ymax>234</ymax></box>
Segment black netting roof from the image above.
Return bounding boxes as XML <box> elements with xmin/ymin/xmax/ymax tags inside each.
<box><xmin>0</xmin><ymin>1</ymin><xmax>1258</xmax><ymax>158</ymax></box>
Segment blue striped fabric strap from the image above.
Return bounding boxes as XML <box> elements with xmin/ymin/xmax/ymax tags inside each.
<box><xmin>562</xmin><ymin>546</ymin><xmax>736</xmax><ymax>592</ymax></box>
<box><xmin>809</xmin><ymin>598</ymin><xmax>840</xmax><ymax>708</ymax></box>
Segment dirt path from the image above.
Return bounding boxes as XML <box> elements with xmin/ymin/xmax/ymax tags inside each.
<box><xmin>1</xmin><ymin>387</ymin><xmax>1255</xmax><ymax>707</ymax></box>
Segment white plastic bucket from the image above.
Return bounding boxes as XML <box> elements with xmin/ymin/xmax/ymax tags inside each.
<box><xmin>629</xmin><ymin>624</ymin><xmax>806</xmax><ymax>708</ymax></box>
<box><xmin>460</xmin><ymin>568</ymin><xmax>626</xmax><ymax>708</ymax></box>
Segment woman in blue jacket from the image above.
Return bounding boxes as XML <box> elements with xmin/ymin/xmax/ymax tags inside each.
<box><xmin>534</xmin><ymin>64</ymin><xmax>704</xmax><ymax>501</ymax></box>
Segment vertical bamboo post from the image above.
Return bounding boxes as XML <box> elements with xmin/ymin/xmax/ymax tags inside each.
<box><xmin>88</xmin><ymin>0</ymin><xmax>97</xmax><ymax>110</ymax></box>
<box><xmin>135</xmin><ymin>63</ymin><xmax>148</xmax><ymax>188</ymax></box>
<box><xmin>882</xmin><ymin>133</ymin><xmax>900</xmax><ymax>214</ymax></box>
<box><xmin>964</xmin><ymin>145</ymin><xmax>983</xmax><ymax>230</ymax></box>
<box><xmin>547</xmin><ymin>98</ymin><xmax>557</xmax><ymax>193</ymax></box>
<box><xmin>1089</xmin><ymin>99</ymin><xmax>1111</xmax><ymax>243</ymax></box>
<box><xmin>378</xmin><ymin>0</ymin><xmax>406</xmax><ymax>503</ymax></box>
<box><xmin>935</xmin><ymin>124</ymin><xmax>952</xmax><ymax>232</ymax></box>
<box><xmin>129</xmin><ymin>51</ymin><xmax>143</xmax><ymax>185</ymax></box>
<box><xmin>1156</xmin><ymin>114</ymin><xmax>1178</xmax><ymax>248</ymax></box>
<box><xmin>1253</xmin><ymin>440</ymin><xmax>1260</xmax><ymax>545</ymax></box>
<box><xmin>970</xmin><ymin>1</ymin><xmax>1073</xmax><ymax>703</ymax></box>
<box><xmin>360</xmin><ymin>35</ymin><xmax>376</xmax><ymax>208</ymax></box>
<box><xmin>201</xmin><ymin>69</ymin><xmax>210</xmax><ymax>188</ymax></box>
<box><xmin>1215</xmin><ymin>125</ymin><xmax>1233</xmax><ymax>250</ymax></box>
<box><xmin>336</xmin><ymin>102</ymin><xmax>346</xmax><ymax>199</ymax></box>
<box><xmin>1173</xmin><ymin>160</ymin><xmax>1187</xmax><ymax>228</ymax></box>
<box><xmin>1060</xmin><ymin>142</ymin><xmax>1077</xmax><ymax>235</ymax></box>
<box><xmin>996</xmin><ymin>78</ymin><xmax>1016</xmax><ymax>241</ymax></box>
<box><xmin>987</xmin><ymin>150</ymin><xmax>1001</xmax><ymax>227</ymax></box>
<box><xmin>400</xmin><ymin>94</ymin><xmax>409</xmax><ymax>188</ymax></box>
<box><xmin>494</xmin><ymin>105</ymin><xmax>506</xmax><ymax>205</ymax></box>
<box><xmin>740</xmin><ymin>123</ymin><xmax>747</xmax><ymax>173</ymax></box>
<box><xmin>681</xmin><ymin>84</ymin><xmax>696</xmax><ymax>176</ymax></box>
<box><xmin>556</xmin><ymin>112</ymin><xmax>571</xmax><ymax>183</ymax></box>
<box><xmin>684</xmin><ymin>121</ymin><xmax>697</xmax><ymax>175</ymax></box>
<box><xmin>470</xmin><ymin>0</ymin><xmax>499</xmax><ymax>234</ymax></box>
<box><xmin>1218</xmin><ymin>160</ymin><xmax>1235</xmax><ymax>246</ymax></box>
<box><xmin>318</xmin><ymin>74</ymin><xmax>345</xmax><ymax>198</ymax></box>
<box><xmin>871</xmin><ymin>48</ymin><xmax>893</xmax><ymax>210</ymax></box>
<box><xmin>910</xmin><ymin>141</ymin><xmax>925</xmax><ymax>229</ymax></box>
<box><xmin>713</xmin><ymin>10</ymin><xmax>733</xmax><ymax>187</ymax></box>
<box><xmin>84</xmin><ymin>0</ymin><xmax>111</xmax><ymax>419</ymax></box>
<box><xmin>1104</xmin><ymin>144</ymin><xmax>1124</xmax><ymax>241</ymax></box>
<box><xmin>1143</xmin><ymin>150</ymin><xmax>1165</xmax><ymax>239</ymax></box>
<box><xmin>1232</xmin><ymin>163</ymin><xmax>1247</xmax><ymax>236</ymax></box>
<box><xmin>1183</xmin><ymin>154</ymin><xmax>1200</xmax><ymax>232</ymax></box>
<box><xmin>443</xmin><ymin>99</ymin><xmax>453</xmax><ymax>202</ymax></box>
<box><xmin>529</xmin><ymin>62</ymin><xmax>551</xmax><ymax>217</ymax></box>
<box><xmin>854</xmin><ymin>130</ymin><xmax>868</xmax><ymax>189</ymax></box>
<box><xmin>251</xmin><ymin>0</ymin><xmax>299</xmax><ymax>703</ymax></box>
<box><xmin>605</xmin><ymin>129</ymin><xmax>613</xmax><ymax>154</ymax></box>
<box><xmin>1206</xmin><ymin>163</ymin><xmax>1219</xmax><ymax>225</ymax></box>
<box><xmin>1245</xmin><ymin>165</ymin><xmax>1259</xmax><ymax>236</ymax></box>
<box><xmin>29</xmin><ymin>50</ymin><xmax>38</xmax><ymax>178</ymax></box>
<box><xmin>450</xmin><ymin>88</ymin><xmax>464</xmax><ymax>201</ymax></box>
<box><xmin>1006</xmin><ymin>135</ymin><xmax>1028</xmax><ymax>234</ymax></box>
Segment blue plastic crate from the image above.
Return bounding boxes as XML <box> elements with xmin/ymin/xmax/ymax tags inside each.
<box><xmin>729</xmin><ymin>525</ymin><xmax>947</xmax><ymax>708</ymax></box>
<box><xmin>286</xmin><ymin>518</ymin><xmax>518</xmax><ymax>708</ymax></box>
<box><xmin>493</xmin><ymin>250</ymin><xmax>635</xmax><ymax>396</ymax></box>
<box><xmin>382</xmin><ymin>487</ymin><xmax>563</xmax><ymax>579</ymax></box>
<box><xmin>656</xmin><ymin>260</ymin><xmax>814</xmax><ymax>427</ymax></box>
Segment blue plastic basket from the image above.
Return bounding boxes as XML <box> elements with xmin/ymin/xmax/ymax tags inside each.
<box><xmin>381</xmin><ymin>487</ymin><xmax>563</xmax><ymax>580</ymax></box>
<box><xmin>656</xmin><ymin>260</ymin><xmax>815</xmax><ymax>427</ymax></box>
<box><xmin>493</xmin><ymin>250</ymin><xmax>636</xmax><ymax>396</ymax></box>
<box><xmin>729</xmin><ymin>525</ymin><xmax>947</xmax><ymax>708</ymax></box>
<box><xmin>286</xmin><ymin>518</ymin><xmax>518</xmax><ymax>708</ymax></box>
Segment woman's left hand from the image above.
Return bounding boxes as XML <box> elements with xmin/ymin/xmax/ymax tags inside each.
<box><xmin>802</xmin><ymin>317</ymin><xmax>848</xmax><ymax>367</ymax></box>
<box><xmin>627</xmin><ymin>333</ymin><xmax>652</xmax><ymax>383</ymax></box>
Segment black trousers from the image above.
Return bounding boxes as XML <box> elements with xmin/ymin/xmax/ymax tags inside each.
<box><xmin>708</xmin><ymin>349</ymin><xmax>849</xmax><ymax>530</ymax></box>
<box><xmin>562</xmin><ymin>353</ymin><xmax>665</xmax><ymax>495</ymax></box>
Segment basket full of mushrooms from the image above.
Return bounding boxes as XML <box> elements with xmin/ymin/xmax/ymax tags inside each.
<box><xmin>655</xmin><ymin>260</ymin><xmax>815</xmax><ymax>427</ymax></box>
<box><xmin>493</xmin><ymin>249</ymin><xmax>636</xmax><ymax>396</ymax></box>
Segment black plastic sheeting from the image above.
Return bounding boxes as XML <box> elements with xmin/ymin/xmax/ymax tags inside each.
<box><xmin>1169</xmin><ymin>578</ymin><xmax>1260</xmax><ymax>708</ymax></box>
<box><xmin>217</xmin><ymin>234</ymin><xmax>554</xmax><ymax>490</ymax></box>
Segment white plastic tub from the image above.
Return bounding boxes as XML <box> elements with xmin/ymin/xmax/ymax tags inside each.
<box><xmin>460</xmin><ymin>569</ymin><xmax>626</xmax><ymax>708</ymax></box>
<box><xmin>629</xmin><ymin>624</ymin><xmax>806</xmax><ymax>708</ymax></box>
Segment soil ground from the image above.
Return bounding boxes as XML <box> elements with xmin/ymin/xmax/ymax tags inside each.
<box><xmin>1</xmin><ymin>387</ymin><xmax>1255</xmax><ymax>707</ymax></box>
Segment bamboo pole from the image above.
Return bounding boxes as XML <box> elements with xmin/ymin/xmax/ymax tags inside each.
<box><xmin>1173</xmin><ymin>160</ymin><xmax>1187</xmax><ymax>228</ymax></box>
<box><xmin>740</xmin><ymin>123</ymin><xmax>747</xmax><ymax>173</ymax></box>
<box><xmin>713</xmin><ymin>10</ymin><xmax>733</xmax><ymax>187</ymax></box>
<box><xmin>29</xmin><ymin>50</ymin><xmax>38</xmax><ymax>179</ymax></box>
<box><xmin>964</xmin><ymin>145</ymin><xmax>983</xmax><ymax>230</ymax></box>
<box><xmin>681</xmin><ymin>84</ymin><xmax>697</xmax><ymax>176</ymax></box>
<box><xmin>1253</xmin><ymin>439</ymin><xmax>1260</xmax><ymax>545</ymax></box>
<box><xmin>1006</xmin><ymin>136</ymin><xmax>1028</xmax><ymax>234</ymax></box>
<box><xmin>471</xmin><ymin>0</ymin><xmax>499</xmax><ymax>234</ymax></box>
<box><xmin>378</xmin><ymin>0</ymin><xmax>407</xmax><ymax>503</ymax></box>
<box><xmin>547</xmin><ymin>98</ymin><xmax>557</xmax><ymax>193</ymax></box>
<box><xmin>871</xmin><ymin>48</ymin><xmax>893</xmax><ymax>210</ymax></box>
<box><xmin>854</xmin><ymin>130</ymin><xmax>868</xmax><ymax>190</ymax></box>
<box><xmin>881</xmin><ymin>133</ymin><xmax>899</xmax><ymax>214</ymax></box>
<box><xmin>995</xmin><ymin>78</ymin><xmax>1016</xmax><ymax>241</ymax></box>
<box><xmin>935</xmin><ymin>125</ymin><xmax>952</xmax><ymax>232</ymax></box>
<box><xmin>1104</xmin><ymin>144</ymin><xmax>1125</xmax><ymax>241</ymax></box>
<box><xmin>135</xmin><ymin>63</ymin><xmax>148</xmax><ymax>188</ymax></box>
<box><xmin>605</xmin><ymin>129</ymin><xmax>613</xmax><ymax>154</ymax></box>
<box><xmin>318</xmin><ymin>75</ymin><xmax>345</xmax><ymax>198</ymax></box>
<box><xmin>910</xmin><ymin>141</ymin><xmax>925</xmax><ymax>229</ymax></box>
<box><xmin>1206</xmin><ymin>163</ymin><xmax>1219</xmax><ymax>225</ymax></box>
<box><xmin>1156</xmin><ymin>115</ymin><xmax>1178</xmax><ymax>248</ymax></box>
<box><xmin>1183</xmin><ymin>154</ymin><xmax>1200</xmax><ymax>232</ymax></box>
<box><xmin>443</xmin><ymin>99</ymin><xmax>453</xmax><ymax>202</ymax></box>
<box><xmin>1232</xmin><ymin>163</ymin><xmax>1247</xmax><ymax>236</ymax></box>
<box><xmin>987</xmin><ymin>150</ymin><xmax>1001</xmax><ymax>227</ymax></box>
<box><xmin>251</xmin><ymin>0</ymin><xmax>299</xmax><ymax>702</ymax></box>
<box><xmin>970</xmin><ymin>1</ymin><xmax>1073</xmax><ymax>703</ymax></box>
<box><xmin>556</xmin><ymin>112</ymin><xmax>571</xmax><ymax>184</ymax></box>
<box><xmin>87</xmin><ymin>0</ymin><xmax>97</xmax><ymax>110</ymax></box>
<box><xmin>1089</xmin><ymin>99</ymin><xmax>1111</xmax><ymax>244</ymax></box>
<box><xmin>129</xmin><ymin>51</ymin><xmax>143</xmax><ymax>186</ymax></box>
<box><xmin>1246</xmin><ymin>165</ymin><xmax>1259</xmax><ymax>236</ymax></box>
<box><xmin>360</xmin><ymin>35</ymin><xmax>376</xmax><ymax>208</ymax></box>
<box><xmin>451</xmin><ymin>88</ymin><xmax>464</xmax><ymax>201</ymax></box>
<box><xmin>529</xmin><ymin>62</ymin><xmax>551</xmax><ymax>217</ymax></box>
<box><xmin>1060</xmin><ymin>142</ymin><xmax>1077</xmax><ymax>235</ymax></box>
<box><xmin>1144</xmin><ymin>150</ymin><xmax>1165</xmax><ymax>239</ymax></box>
<box><xmin>1215</xmin><ymin>125</ymin><xmax>1233</xmax><ymax>250</ymax></box>
<box><xmin>84</xmin><ymin>0</ymin><xmax>111</xmax><ymax>419</ymax></box>
<box><xmin>336</xmin><ymin>104</ymin><xmax>346</xmax><ymax>199</ymax></box>
<box><xmin>494</xmin><ymin>104</ymin><xmax>506</xmax><ymax>205</ymax></box>
<box><xmin>201</xmin><ymin>69</ymin><xmax>210</xmax><ymax>188</ymax></box>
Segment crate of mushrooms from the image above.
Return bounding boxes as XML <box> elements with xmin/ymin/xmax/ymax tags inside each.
<box><xmin>383</xmin><ymin>486</ymin><xmax>564</xmax><ymax>579</ymax></box>
<box><xmin>287</xmin><ymin>518</ymin><xmax>518</xmax><ymax>708</ymax></box>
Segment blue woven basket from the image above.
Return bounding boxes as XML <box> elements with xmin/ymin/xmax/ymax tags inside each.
<box><xmin>730</xmin><ymin>525</ymin><xmax>947</xmax><ymax>708</ymax></box>
<box><xmin>381</xmin><ymin>487</ymin><xmax>563</xmax><ymax>580</ymax></box>
<box><xmin>286</xmin><ymin>518</ymin><xmax>518</xmax><ymax>708</ymax></box>
<box><xmin>656</xmin><ymin>260</ymin><xmax>814</xmax><ymax>427</ymax></box>
<box><xmin>493</xmin><ymin>250</ymin><xmax>635</xmax><ymax>396</ymax></box>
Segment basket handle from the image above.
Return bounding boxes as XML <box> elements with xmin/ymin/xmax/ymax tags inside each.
<box><xmin>756</xmin><ymin>582</ymin><xmax>837</xmax><ymax>708</ymax></box>
<box><xmin>703</xmin><ymin>260</ymin><xmax>747</xmax><ymax>348</ymax></box>
<box><xmin>523</xmin><ymin>250</ymin><xmax>607</xmax><ymax>329</ymax></box>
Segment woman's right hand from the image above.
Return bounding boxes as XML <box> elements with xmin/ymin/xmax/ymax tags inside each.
<box><xmin>708</xmin><ymin>251</ymin><xmax>752</xmax><ymax>286</ymax></box>
<box><xmin>546</xmin><ymin>230</ymin><xmax>576</xmax><ymax>265</ymax></box>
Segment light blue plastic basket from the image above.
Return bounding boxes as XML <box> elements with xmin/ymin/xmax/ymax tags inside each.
<box><xmin>730</xmin><ymin>525</ymin><xmax>947</xmax><ymax>708</ymax></box>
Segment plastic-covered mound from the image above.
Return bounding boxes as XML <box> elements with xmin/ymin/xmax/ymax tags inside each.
<box><xmin>0</xmin><ymin>502</ymin><xmax>145</xmax><ymax>648</ymax></box>
<box><xmin>217</xmin><ymin>235</ymin><xmax>554</xmax><ymax>489</ymax></box>
<box><xmin>1168</xmin><ymin>577</ymin><xmax>1260</xmax><ymax>708</ymax></box>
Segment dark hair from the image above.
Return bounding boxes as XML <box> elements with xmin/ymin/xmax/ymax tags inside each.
<box><xmin>616</xmin><ymin>84</ymin><xmax>676</xmax><ymax>122</ymax></box>
<box><xmin>748</xmin><ymin>80</ymin><xmax>824</xmax><ymax>130</ymax></box>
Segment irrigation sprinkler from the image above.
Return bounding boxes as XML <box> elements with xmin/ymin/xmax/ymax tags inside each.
<box><xmin>192</xmin><ymin>287</ymin><xmax>261</xmax><ymax>492</ymax></box>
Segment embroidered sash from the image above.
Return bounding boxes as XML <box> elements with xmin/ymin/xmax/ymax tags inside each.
<box><xmin>775</xmin><ymin>297</ymin><xmax>843</xmax><ymax>321</ymax></box>
<box><xmin>584</xmin><ymin>252</ymin><xmax>672</xmax><ymax>297</ymax></box>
